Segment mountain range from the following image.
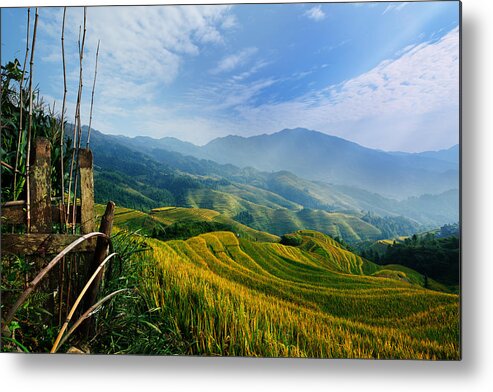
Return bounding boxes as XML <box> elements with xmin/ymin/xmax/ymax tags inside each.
<box><xmin>80</xmin><ymin>125</ymin><xmax>459</xmax><ymax>243</ymax></box>
<box><xmin>109</xmin><ymin>127</ymin><xmax>459</xmax><ymax>199</ymax></box>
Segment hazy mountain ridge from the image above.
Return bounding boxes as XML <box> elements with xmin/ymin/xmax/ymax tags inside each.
<box><xmin>105</xmin><ymin>127</ymin><xmax>458</xmax><ymax>199</ymax></box>
<box><xmin>198</xmin><ymin>128</ymin><xmax>458</xmax><ymax>198</ymax></box>
<box><xmin>389</xmin><ymin>144</ymin><xmax>459</xmax><ymax>165</ymax></box>
<box><xmin>82</xmin><ymin>126</ymin><xmax>458</xmax><ymax>240</ymax></box>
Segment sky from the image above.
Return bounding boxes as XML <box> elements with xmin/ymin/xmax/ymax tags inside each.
<box><xmin>1</xmin><ymin>1</ymin><xmax>460</xmax><ymax>152</ymax></box>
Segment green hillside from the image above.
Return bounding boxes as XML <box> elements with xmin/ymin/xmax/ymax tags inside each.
<box><xmin>353</xmin><ymin>228</ymin><xmax>460</xmax><ymax>290</ymax></box>
<box><xmin>98</xmin><ymin>205</ymin><xmax>279</xmax><ymax>243</ymax></box>
<box><xmin>129</xmin><ymin>228</ymin><xmax>459</xmax><ymax>359</ymax></box>
<box><xmin>87</xmin><ymin>127</ymin><xmax>457</xmax><ymax>230</ymax></box>
<box><xmin>183</xmin><ymin>188</ymin><xmax>383</xmax><ymax>242</ymax></box>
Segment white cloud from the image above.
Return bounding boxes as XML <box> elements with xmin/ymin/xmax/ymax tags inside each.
<box><xmin>231</xmin><ymin>60</ymin><xmax>271</xmax><ymax>81</ymax></box>
<box><xmin>382</xmin><ymin>3</ymin><xmax>408</xmax><ymax>15</ymax></box>
<box><xmin>36</xmin><ymin>5</ymin><xmax>236</xmax><ymax>140</ymax></box>
<box><xmin>38</xmin><ymin>6</ymin><xmax>234</xmax><ymax>97</ymax></box>
<box><xmin>203</xmin><ymin>26</ymin><xmax>460</xmax><ymax>152</ymax></box>
<box><xmin>33</xmin><ymin>6</ymin><xmax>458</xmax><ymax>152</ymax></box>
<box><xmin>210</xmin><ymin>47</ymin><xmax>258</xmax><ymax>74</ymax></box>
<box><xmin>304</xmin><ymin>6</ymin><xmax>326</xmax><ymax>22</ymax></box>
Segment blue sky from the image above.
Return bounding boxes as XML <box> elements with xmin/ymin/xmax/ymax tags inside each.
<box><xmin>1</xmin><ymin>1</ymin><xmax>459</xmax><ymax>152</ymax></box>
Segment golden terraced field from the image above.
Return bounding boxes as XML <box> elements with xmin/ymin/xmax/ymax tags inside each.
<box><xmin>112</xmin><ymin>206</ymin><xmax>460</xmax><ymax>359</ymax></box>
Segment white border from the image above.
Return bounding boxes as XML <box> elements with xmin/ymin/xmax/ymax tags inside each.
<box><xmin>2</xmin><ymin>1</ymin><xmax>492</xmax><ymax>391</ymax></box>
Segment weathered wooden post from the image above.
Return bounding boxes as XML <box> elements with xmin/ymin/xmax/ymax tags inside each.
<box><xmin>29</xmin><ymin>137</ymin><xmax>55</xmax><ymax>316</ymax></box>
<box><xmin>29</xmin><ymin>137</ymin><xmax>52</xmax><ymax>234</ymax></box>
<box><xmin>79</xmin><ymin>149</ymin><xmax>95</xmax><ymax>234</ymax></box>
<box><xmin>82</xmin><ymin>200</ymin><xmax>115</xmax><ymax>335</ymax></box>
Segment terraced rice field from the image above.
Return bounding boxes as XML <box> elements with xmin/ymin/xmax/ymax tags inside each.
<box><xmin>183</xmin><ymin>188</ymin><xmax>383</xmax><ymax>242</ymax></box>
<box><xmin>133</xmin><ymin>228</ymin><xmax>460</xmax><ymax>359</ymax></box>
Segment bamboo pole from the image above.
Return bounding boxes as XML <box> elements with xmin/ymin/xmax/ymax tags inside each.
<box><xmin>1</xmin><ymin>161</ymin><xmax>26</xmax><ymax>176</ymax></box>
<box><xmin>59</xmin><ymin>3</ymin><xmax>67</xmax><ymax>312</ymax></box>
<box><xmin>50</xmin><ymin>252</ymin><xmax>117</xmax><ymax>353</ymax></box>
<box><xmin>66</xmin><ymin>24</ymin><xmax>82</xmax><ymax>227</ymax></box>
<box><xmin>86</xmin><ymin>39</ymin><xmax>100</xmax><ymax>148</ymax></box>
<box><xmin>55</xmin><ymin>288</ymin><xmax>130</xmax><ymax>352</ymax></box>
<box><xmin>71</xmin><ymin>8</ymin><xmax>87</xmax><ymax>232</ymax></box>
<box><xmin>13</xmin><ymin>8</ymin><xmax>30</xmax><ymax>199</ymax></box>
<box><xmin>25</xmin><ymin>8</ymin><xmax>39</xmax><ymax>232</ymax></box>
<box><xmin>60</xmin><ymin>7</ymin><xmax>67</xmax><ymax>225</ymax></box>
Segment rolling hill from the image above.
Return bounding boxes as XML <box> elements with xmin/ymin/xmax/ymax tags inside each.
<box><xmin>83</xmin><ymin>126</ymin><xmax>457</xmax><ymax>238</ymax></box>
<box><xmin>122</xmin><ymin>222</ymin><xmax>459</xmax><ymax>358</ymax></box>
<box><xmin>86</xmin><ymin>128</ymin><xmax>459</xmax><ymax>200</ymax></box>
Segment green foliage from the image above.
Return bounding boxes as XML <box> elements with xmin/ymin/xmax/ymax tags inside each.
<box><xmin>280</xmin><ymin>233</ymin><xmax>303</xmax><ymax>246</ymax></box>
<box><xmin>361</xmin><ymin>211</ymin><xmax>422</xmax><ymax>239</ymax></box>
<box><xmin>94</xmin><ymin>169</ymin><xmax>175</xmax><ymax>211</ymax></box>
<box><xmin>358</xmin><ymin>227</ymin><xmax>460</xmax><ymax>288</ymax></box>
<box><xmin>1</xmin><ymin>59</ymin><xmax>73</xmax><ymax>203</ymax></box>
<box><xmin>85</xmin><ymin>230</ymin><xmax>186</xmax><ymax>355</ymax></box>
<box><xmin>0</xmin><ymin>253</ymin><xmax>59</xmax><ymax>352</ymax></box>
<box><xmin>378</xmin><ymin>235</ymin><xmax>460</xmax><ymax>287</ymax></box>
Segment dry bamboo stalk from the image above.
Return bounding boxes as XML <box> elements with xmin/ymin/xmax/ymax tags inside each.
<box><xmin>86</xmin><ymin>39</ymin><xmax>100</xmax><ymax>148</ymax></box>
<box><xmin>65</xmin><ymin>254</ymin><xmax>72</xmax><ymax>319</ymax></box>
<box><xmin>1</xmin><ymin>200</ymin><xmax>26</xmax><ymax>207</ymax></box>
<box><xmin>13</xmin><ymin>8</ymin><xmax>30</xmax><ymax>198</ymax></box>
<box><xmin>58</xmin><ymin>254</ymin><xmax>65</xmax><ymax>326</ymax></box>
<box><xmin>25</xmin><ymin>8</ymin><xmax>39</xmax><ymax>232</ymax></box>
<box><xmin>51</xmin><ymin>252</ymin><xmax>117</xmax><ymax>353</ymax></box>
<box><xmin>66</xmin><ymin>127</ymin><xmax>77</xmax><ymax>225</ymax></box>
<box><xmin>1</xmin><ymin>160</ymin><xmax>26</xmax><ymax>175</ymax></box>
<box><xmin>60</xmin><ymin>7</ymin><xmax>67</xmax><ymax>229</ymax></box>
<box><xmin>66</xmin><ymin>25</ymin><xmax>82</xmax><ymax>226</ymax></box>
<box><xmin>71</xmin><ymin>8</ymin><xmax>87</xmax><ymax>233</ymax></box>
<box><xmin>1</xmin><ymin>231</ymin><xmax>108</xmax><ymax>332</ymax></box>
<box><xmin>56</xmin><ymin>288</ymin><xmax>130</xmax><ymax>352</ymax></box>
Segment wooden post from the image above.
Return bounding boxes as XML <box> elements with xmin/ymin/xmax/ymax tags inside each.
<box><xmin>29</xmin><ymin>137</ymin><xmax>52</xmax><ymax>233</ymax></box>
<box><xmin>79</xmin><ymin>148</ymin><xmax>95</xmax><ymax>234</ymax></box>
<box><xmin>28</xmin><ymin>137</ymin><xmax>55</xmax><ymax>319</ymax></box>
<box><xmin>82</xmin><ymin>201</ymin><xmax>115</xmax><ymax>334</ymax></box>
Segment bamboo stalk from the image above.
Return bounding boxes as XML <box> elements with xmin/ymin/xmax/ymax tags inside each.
<box><xmin>1</xmin><ymin>200</ymin><xmax>26</xmax><ymax>207</ymax></box>
<box><xmin>86</xmin><ymin>39</ymin><xmax>100</xmax><ymax>148</ymax></box>
<box><xmin>51</xmin><ymin>252</ymin><xmax>117</xmax><ymax>353</ymax></box>
<box><xmin>1</xmin><ymin>161</ymin><xmax>26</xmax><ymax>176</ymax></box>
<box><xmin>56</xmin><ymin>288</ymin><xmax>130</xmax><ymax>352</ymax></box>
<box><xmin>60</xmin><ymin>7</ymin><xmax>67</xmax><ymax>229</ymax></box>
<box><xmin>66</xmin><ymin>25</ymin><xmax>82</xmax><ymax>225</ymax></box>
<box><xmin>65</xmin><ymin>254</ymin><xmax>72</xmax><ymax>320</ymax></box>
<box><xmin>58</xmin><ymin>254</ymin><xmax>65</xmax><ymax>326</ymax></box>
<box><xmin>25</xmin><ymin>8</ymin><xmax>39</xmax><ymax>232</ymax></box>
<box><xmin>1</xmin><ymin>231</ymin><xmax>108</xmax><ymax>333</ymax></box>
<box><xmin>13</xmin><ymin>8</ymin><xmax>30</xmax><ymax>199</ymax></box>
<box><xmin>71</xmin><ymin>8</ymin><xmax>87</xmax><ymax>233</ymax></box>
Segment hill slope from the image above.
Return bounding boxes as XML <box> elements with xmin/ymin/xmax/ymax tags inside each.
<box><xmin>97</xmin><ymin>205</ymin><xmax>280</xmax><ymax>243</ymax></box>
<box><xmin>85</xmin><ymin>126</ymin><xmax>457</xmax><ymax>234</ymax></box>
<box><xmin>199</xmin><ymin>128</ymin><xmax>458</xmax><ymax>199</ymax></box>
<box><xmin>131</xmin><ymin>228</ymin><xmax>459</xmax><ymax>358</ymax></box>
